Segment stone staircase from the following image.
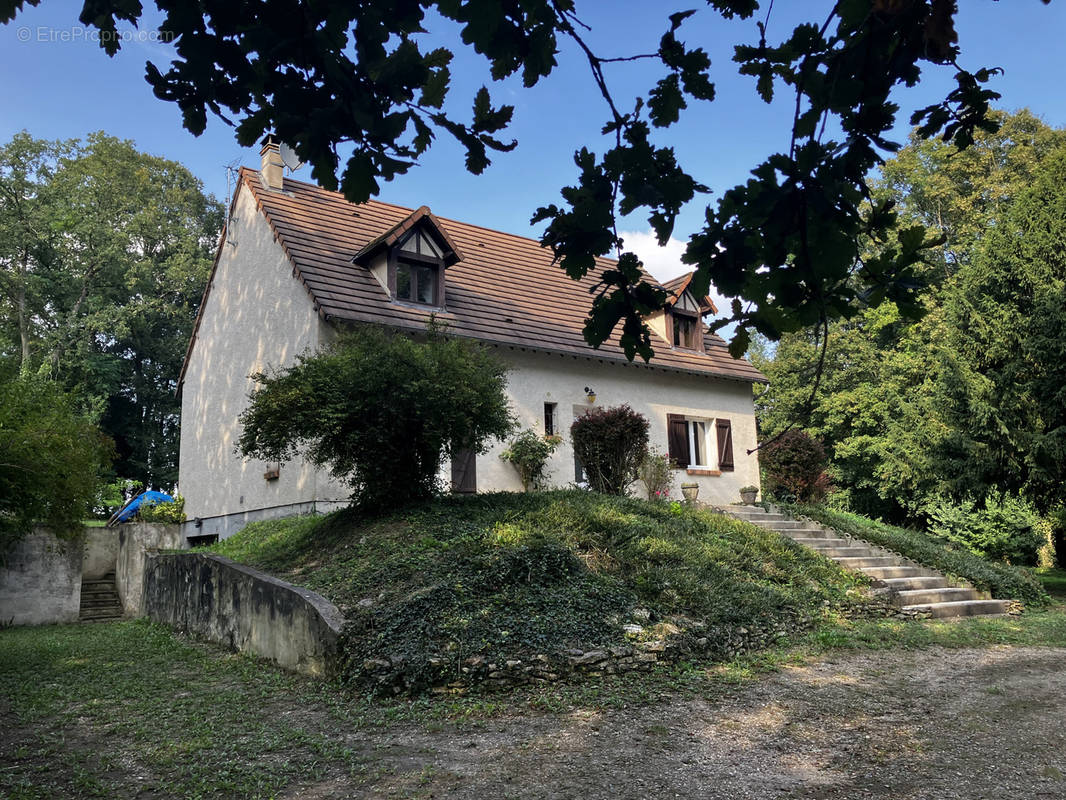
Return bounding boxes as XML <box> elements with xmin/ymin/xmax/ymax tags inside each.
<box><xmin>723</xmin><ymin>506</ymin><xmax>1010</xmax><ymax>619</ymax></box>
<box><xmin>79</xmin><ymin>573</ymin><xmax>124</xmax><ymax>622</ymax></box>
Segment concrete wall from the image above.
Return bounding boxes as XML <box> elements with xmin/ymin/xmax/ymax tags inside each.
<box><xmin>0</xmin><ymin>531</ymin><xmax>82</xmax><ymax>625</ymax></box>
<box><xmin>143</xmin><ymin>552</ymin><xmax>343</xmax><ymax>676</ymax></box>
<box><xmin>178</xmin><ymin>180</ymin><xmax>348</xmax><ymax>530</ymax></box>
<box><xmin>473</xmin><ymin>348</ymin><xmax>760</xmax><ymax>506</ymax></box>
<box><xmin>181</xmin><ymin>499</ymin><xmax>348</xmax><ymax>542</ymax></box>
<box><xmin>116</xmin><ymin>523</ymin><xmax>186</xmax><ymax>617</ymax></box>
<box><xmin>82</xmin><ymin>528</ymin><xmax>119</xmax><ymax>580</ymax></box>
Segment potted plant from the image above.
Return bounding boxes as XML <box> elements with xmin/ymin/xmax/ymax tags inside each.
<box><xmin>680</xmin><ymin>482</ymin><xmax>699</xmax><ymax>504</ymax></box>
<box><xmin>739</xmin><ymin>485</ymin><xmax>759</xmax><ymax>505</ymax></box>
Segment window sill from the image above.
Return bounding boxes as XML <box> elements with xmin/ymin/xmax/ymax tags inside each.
<box><xmin>685</xmin><ymin>468</ymin><xmax>721</xmax><ymax>476</ymax></box>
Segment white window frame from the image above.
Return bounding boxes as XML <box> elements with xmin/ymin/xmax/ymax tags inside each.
<box><xmin>686</xmin><ymin>418</ymin><xmax>719</xmax><ymax>470</ymax></box>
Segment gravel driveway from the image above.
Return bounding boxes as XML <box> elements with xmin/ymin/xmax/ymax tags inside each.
<box><xmin>290</xmin><ymin>646</ymin><xmax>1066</xmax><ymax>799</ymax></box>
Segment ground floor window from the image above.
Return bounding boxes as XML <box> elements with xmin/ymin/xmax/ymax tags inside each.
<box><xmin>544</xmin><ymin>402</ymin><xmax>558</xmax><ymax>436</ymax></box>
<box><xmin>667</xmin><ymin>414</ymin><xmax>734</xmax><ymax>471</ymax></box>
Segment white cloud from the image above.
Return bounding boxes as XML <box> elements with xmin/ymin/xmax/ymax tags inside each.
<box><xmin>618</xmin><ymin>229</ymin><xmax>732</xmax><ymax>324</ymax></box>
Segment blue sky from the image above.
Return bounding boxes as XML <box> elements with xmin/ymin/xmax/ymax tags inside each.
<box><xmin>2</xmin><ymin>1</ymin><xmax>1064</xmax><ymax>284</ymax></box>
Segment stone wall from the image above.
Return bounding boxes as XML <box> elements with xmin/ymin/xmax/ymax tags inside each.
<box><xmin>0</xmin><ymin>530</ymin><xmax>82</xmax><ymax>626</ymax></box>
<box><xmin>116</xmin><ymin>523</ymin><xmax>185</xmax><ymax>617</ymax></box>
<box><xmin>143</xmin><ymin>552</ymin><xmax>343</xmax><ymax>676</ymax></box>
<box><xmin>358</xmin><ymin>616</ymin><xmax>815</xmax><ymax>695</ymax></box>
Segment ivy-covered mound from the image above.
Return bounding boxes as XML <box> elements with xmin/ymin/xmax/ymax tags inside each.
<box><xmin>210</xmin><ymin>491</ymin><xmax>873</xmax><ymax>692</ymax></box>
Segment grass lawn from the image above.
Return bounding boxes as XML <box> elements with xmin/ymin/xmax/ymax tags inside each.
<box><xmin>3</xmin><ymin>607</ymin><xmax>1066</xmax><ymax>798</ymax></box>
<box><xmin>0</xmin><ymin>621</ymin><xmax>366</xmax><ymax>799</ymax></box>
<box><xmin>1036</xmin><ymin>566</ymin><xmax>1066</xmax><ymax>599</ymax></box>
<box><xmin>6</xmin><ymin>497</ymin><xmax>1060</xmax><ymax>796</ymax></box>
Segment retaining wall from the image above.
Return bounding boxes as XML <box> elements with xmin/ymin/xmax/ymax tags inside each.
<box><xmin>116</xmin><ymin>523</ymin><xmax>185</xmax><ymax>616</ymax></box>
<box><xmin>0</xmin><ymin>531</ymin><xmax>82</xmax><ymax>625</ymax></box>
<box><xmin>143</xmin><ymin>552</ymin><xmax>343</xmax><ymax>676</ymax></box>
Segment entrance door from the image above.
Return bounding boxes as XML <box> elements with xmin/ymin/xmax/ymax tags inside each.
<box><xmin>451</xmin><ymin>448</ymin><xmax>477</xmax><ymax>493</ymax></box>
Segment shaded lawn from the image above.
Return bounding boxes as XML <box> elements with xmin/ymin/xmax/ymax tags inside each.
<box><xmin>0</xmin><ymin>621</ymin><xmax>367</xmax><ymax>799</ymax></box>
<box><xmin>1036</xmin><ymin>567</ymin><xmax>1066</xmax><ymax>599</ymax></box>
<box><xmin>3</xmin><ymin>606</ymin><xmax>1066</xmax><ymax>798</ymax></box>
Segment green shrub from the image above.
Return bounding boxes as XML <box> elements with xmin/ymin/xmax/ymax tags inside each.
<box><xmin>98</xmin><ymin>479</ymin><xmax>144</xmax><ymax>518</ymax></box>
<box><xmin>237</xmin><ymin>322</ymin><xmax>515</xmax><ymax>510</ymax></box>
<box><xmin>138</xmin><ymin>495</ymin><xmax>187</xmax><ymax>524</ymax></box>
<box><xmin>760</xmin><ymin>430</ymin><xmax>831</xmax><ymax>503</ymax></box>
<box><xmin>638</xmin><ymin>447</ymin><xmax>675</xmax><ymax>501</ymax></box>
<box><xmin>924</xmin><ymin>494</ymin><xmax>1045</xmax><ymax>566</ymax></box>
<box><xmin>0</xmin><ymin>369</ymin><xmax>112</xmax><ymax>552</ymax></box>
<box><xmin>570</xmin><ymin>405</ymin><xmax>649</xmax><ymax>495</ymax></box>
<box><xmin>499</xmin><ymin>429</ymin><xmax>561</xmax><ymax>491</ymax></box>
<box><xmin>794</xmin><ymin>504</ymin><xmax>1049</xmax><ymax>607</ymax></box>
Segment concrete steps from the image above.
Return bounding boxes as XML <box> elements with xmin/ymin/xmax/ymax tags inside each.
<box><xmin>79</xmin><ymin>573</ymin><xmax>123</xmax><ymax>622</ymax></box>
<box><xmin>902</xmin><ymin>599</ymin><xmax>1010</xmax><ymax>618</ymax></box>
<box><xmin>882</xmin><ymin>576</ymin><xmax>949</xmax><ymax>591</ymax></box>
<box><xmin>721</xmin><ymin>506</ymin><xmax>1011</xmax><ymax>619</ymax></box>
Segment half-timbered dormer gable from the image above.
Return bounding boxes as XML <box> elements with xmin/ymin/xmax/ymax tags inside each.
<box><xmin>352</xmin><ymin>205</ymin><xmax>462</xmax><ymax>308</ymax></box>
<box><xmin>661</xmin><ymin>272</ymin><xmax>717</xmax><ymax>352</ymax></box>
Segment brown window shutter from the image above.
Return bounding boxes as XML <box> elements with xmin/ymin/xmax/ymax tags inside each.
<box><xmin>667</xmin><ymin>414</ymin><xmax>690</xmax><ymax>468</ymax></box>
<box><xmin>716</xmin><ymin>419</ymin><xmax>734</xmax><ymax>471</ymax></box>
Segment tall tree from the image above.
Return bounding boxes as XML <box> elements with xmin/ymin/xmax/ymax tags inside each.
<box><xmin>0</xmin><ymin>133</ymin><xmax>68</xmax><ymax>368</ymax></box>
<box><xmin>878</xmin><ymin>109</ymin><xmax>1066</xmax><ymax>276</ymax></box>
<box><xmin>0</xmin><ymin>132</ymin><xmax>223</xmax><ymax>490</ymax></box>
<box><xmin>1</xmin><ymin>0</ymin><xmax>1045</xmax><ymax>358</ymax></box>
<box><xmin>0</xmin><ymin>365</ymin><xmax>113</xmax><ymax>551</ymax></box>
<box><xmin>933</xmin><ymin>146</ymin><xmax>1066</xmax><ymax>515</ymax></box>
<box><xmin>757</xmin><ymin>110</ymin><xmax>1066</xmax><ymax>522</ymax></box>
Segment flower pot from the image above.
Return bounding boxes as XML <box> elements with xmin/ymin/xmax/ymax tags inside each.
<box><xmin>740</xmin><ymin>490</ymin><xmax>758</xmax><ymax>505</ymax></box>
<box><xmin>681</xmin><ymin>484</ymin><xmax>699</xmax><ymax>504</ymax></box>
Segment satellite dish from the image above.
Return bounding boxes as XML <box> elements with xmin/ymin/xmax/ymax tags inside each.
<box><xmin>279</xmin><ymin>142</ymin><xmax>303</xmax><ymax>172</ymax></box>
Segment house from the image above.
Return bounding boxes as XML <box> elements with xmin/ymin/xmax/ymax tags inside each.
<box><xmin>177</xmin><ymin>140</ymin><xmax>767</xmax><ymax>539</ymax></box>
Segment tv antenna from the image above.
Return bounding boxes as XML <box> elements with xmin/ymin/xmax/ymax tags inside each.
<box><xmin>280</xmin><ymin>142</ymin><xmax>304</xmax><ymax>172</ymax></box>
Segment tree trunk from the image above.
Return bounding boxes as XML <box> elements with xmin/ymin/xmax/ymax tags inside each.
<box><xmin>17</xmin><ymin>284</ymin><xmax>30</xmax><ymax>367</ymax></box>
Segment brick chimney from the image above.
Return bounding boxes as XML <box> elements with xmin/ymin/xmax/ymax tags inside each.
<box><xmin>260</xmin><ymin>136</ymin><xmax>284</xmax><ymax>190</ymax></box>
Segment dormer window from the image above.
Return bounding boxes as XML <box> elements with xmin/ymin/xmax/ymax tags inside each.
<box><xmin>351</xmin><ymin>205</ymin><xmax>463</xmax><ymax>308</ymax></box>
<box><xmin>394</xmin><ymin>231</ymin><xmax>444</xmax><ymax>306</ymax></box>
<box><xmin>671</xmin><ymin>309</ymin><xmax>701</xmax><ymax>349</ymax></box>
<box><xmin>659</xmin><ymin>273</ymin><xmax>716</xmax><ymax>353</ymax></box>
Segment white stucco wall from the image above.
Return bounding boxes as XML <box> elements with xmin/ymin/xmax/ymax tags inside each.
<box><xmin>179</xmin><ymin>187</ymin><xmax>761</xmax><ymax>533</ymax></box>
<box><xmin>178</xmin><ymin>182</ymin><xmax>348</xmax><ymax>535</ymax></box>
<box><xmin>471</xmin><ymin>348</ymin><xmax>760</xmax><ymax>505</ymax></box>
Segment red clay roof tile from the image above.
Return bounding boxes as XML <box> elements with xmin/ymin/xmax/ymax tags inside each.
<box><xmin>219</xmin><ymin>168</ymin><xmax>766</xmax><ymax>384</ymax></box>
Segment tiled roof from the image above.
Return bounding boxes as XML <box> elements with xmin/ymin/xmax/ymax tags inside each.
<box><xmin>352</xmin><ymin>204</ymin><xmax>463</xmax><ymax>267</ymax></box>
<box><xmin>220</xmin><ymin>167</ymin><xmax>766</xmax><ymax>383</ymax></box>
<box><xmin>662</xmin><ymin>272</ymin><xmax>717</xmax><ymax>314</ymax></box>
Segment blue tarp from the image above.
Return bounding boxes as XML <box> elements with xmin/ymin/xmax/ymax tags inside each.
<box><xmin>107</xmin><ymin>491</ymin><xmax>174</xmax><ymax>526</ymax></box>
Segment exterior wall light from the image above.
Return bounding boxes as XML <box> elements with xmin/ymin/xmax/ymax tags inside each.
<box><xmin>584</xmin><ymin>386</ymin><xmax>597</xmax><ymax>404</ymax></box>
